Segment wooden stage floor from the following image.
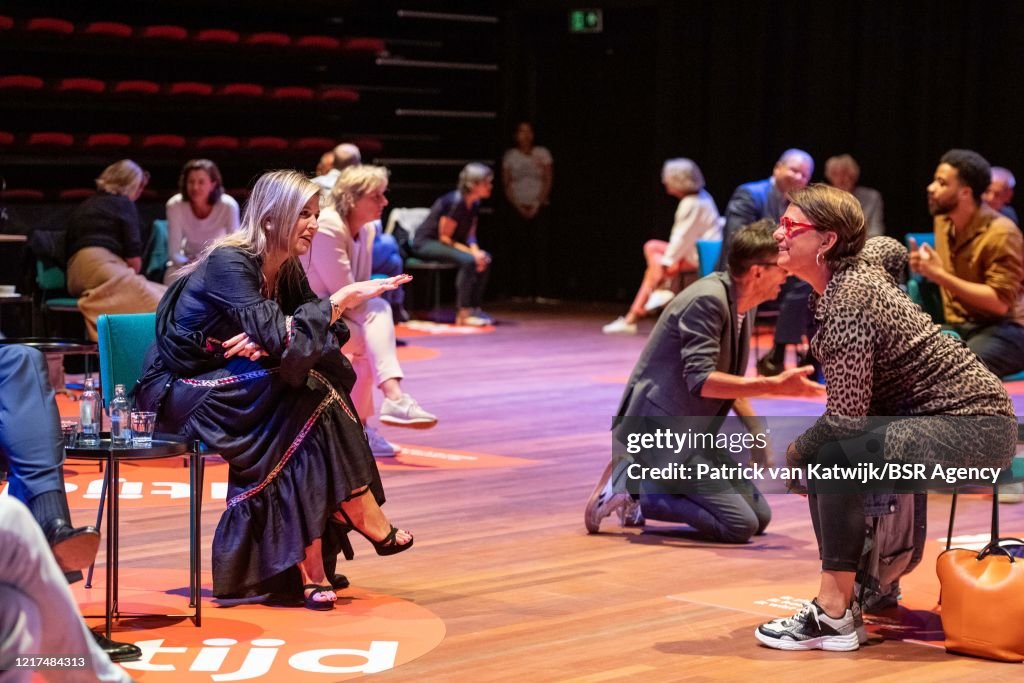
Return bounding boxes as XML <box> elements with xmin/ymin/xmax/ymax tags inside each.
<box><xmin>63</xmin><ymin>306</ymin><xmax>1024</xmax><ymax>682</ymax></box>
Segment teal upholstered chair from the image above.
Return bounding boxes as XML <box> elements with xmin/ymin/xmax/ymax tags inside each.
<box><xmin>903</xmin><ymin>232</ymin><xmax>935</xmax><ymax>250</ymax></box>
<box><xmin>145</xmin><ymin>219</ymin><xmax>169</xmax><ymax>283</ymax></box>
<box><xmin>89</xmin><ymin>312</ymin><xmax>204</xmax><ymax>626</ymax></box>
<box><xmin>35</xmin><ymin>259</ymin><xmax>84</xmax><ymax>337</ymax></box>
<box><xmin>696</xmin><ymin>239</ymin><xmax>722</xmax><ymax>278</ymax></box>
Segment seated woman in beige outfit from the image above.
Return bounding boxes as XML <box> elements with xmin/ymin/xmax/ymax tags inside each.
<box><xmin>303</xmin><ymin>165</ymin><xmax>438</xmax><ymax>458</ymax></box>
<box><xmin>65</xmin><ymin>159</ymin><xmax>167</xmax><ymax>340</ymax></box>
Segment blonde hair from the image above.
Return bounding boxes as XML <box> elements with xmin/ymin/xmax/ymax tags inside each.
<box><xmin>180</xmin><ymin>170</ymin><xmax>319</xmax><ymax>283</ymax></box>
<box><xmin>95</xmin><ymin>159</ymin><xmax>146</xmax><ymax>197</ymax></box>
<box><xmin>330</xmin><ymin>165</ymin><xmax>389</xmax><ymax>215</ymax></box>
<box><xmin>661</xmin><ymin>158</ymin><xmax>705</xmax><ymax>195</ymax></box>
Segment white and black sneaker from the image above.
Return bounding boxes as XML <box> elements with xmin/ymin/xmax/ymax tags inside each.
<box><xmin>755</xmin><ymin>599</ymin><xmax>860</xmax><ymax>651</ymax></box>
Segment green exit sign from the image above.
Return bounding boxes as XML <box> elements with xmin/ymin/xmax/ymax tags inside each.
<box><xmin>569</xmin><ymin>9</ymin><xmax>603</xmax><ymax>34</ymax></box>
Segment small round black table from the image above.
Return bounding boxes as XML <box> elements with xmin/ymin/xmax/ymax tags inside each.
<box><xmin>65</xmin><ymin>433</ymin><xmax>202</xmax><ymax>637</ymax></box>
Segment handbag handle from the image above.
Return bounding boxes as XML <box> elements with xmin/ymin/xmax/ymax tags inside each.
<box><xmin>975</xmin><ymin>537</ymin><xmax>1024</xmax><ymax>562</ymax></box>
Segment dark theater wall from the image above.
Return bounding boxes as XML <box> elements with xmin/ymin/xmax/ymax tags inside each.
<box><xmin>501</xmin><ymin>0</ymin><xmax>1024</xmax><ymax>302</ymax></box>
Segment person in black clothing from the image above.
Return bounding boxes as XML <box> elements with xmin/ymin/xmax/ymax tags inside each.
<box><xmin>65</xmin><ymin>159</ymin><xmax>166</xmax><ymax>340</ymax></box>
<box><xmin>410</xmin><ymin>163</ymin><xmax>494</xmax><ymax>326</ymax></box>
<box><xmin>136</xmin><ymin>170</ymin><xmax>413</xmax><ymax>611</ymax></box>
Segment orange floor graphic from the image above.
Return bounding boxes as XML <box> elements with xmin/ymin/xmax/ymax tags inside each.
<box><xmin>71</xmin><ymin>568</ymin><xmax>445</xmax><ymax>681</ymax></box>
<box><xmin>16</xmin><ymin>443</ymin><xmax>537</xmax><ymax>509</ymax></box>
<box><xmin>395</xmin><ymin>320</ymin><xmax>495</xmax><ymax>337</ymax></box>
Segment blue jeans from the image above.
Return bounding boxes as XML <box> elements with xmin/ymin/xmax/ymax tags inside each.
<box><xmin>372</xmin><ymin>232</ymin><xmax>405</xmax><ymax>311</ymax></box>
<box><xmin>0</xmin><ymin>345</ymin><xmax>64</xmax><ymax>505</ymax></box>
<box><xmin>949</xmin><ymin>320</ymin><xmax>1024</xmax><ymax>378</ymax></box>
<box><xmin>411</xmin><ymin>239</ymin><xmax>490</xmax><ymax>309</ymax></box>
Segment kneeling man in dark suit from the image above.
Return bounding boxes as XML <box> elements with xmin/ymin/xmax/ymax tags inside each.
<box><xmin>586</xmin><ymin>219</ymin><xmax>824</xmax><ymax>542</ymax></box>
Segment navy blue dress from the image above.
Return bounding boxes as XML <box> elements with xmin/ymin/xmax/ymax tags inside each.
<box><xmin>137</xmin><ymin>246</ymin><xmax>383</xmax><ymax>598</ymax></box>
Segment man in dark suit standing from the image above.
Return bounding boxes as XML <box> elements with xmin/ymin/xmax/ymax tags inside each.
<box><xmin>586</xmin><ymin>220</ymin><xmax>823</xmax><ymax>542</ymax></box>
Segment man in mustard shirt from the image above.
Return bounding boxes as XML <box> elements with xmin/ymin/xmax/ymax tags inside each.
<box><xmin>911</xmin><ymin>149</ymin><xmax>1024</xmax><ymax>378</ymax></box>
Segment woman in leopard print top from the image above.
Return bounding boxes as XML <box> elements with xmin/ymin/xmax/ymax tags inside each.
<box><xmin>754</xmin><ymin>184</ymin><xmax>1015</xmax><ymax>653</ymax></box>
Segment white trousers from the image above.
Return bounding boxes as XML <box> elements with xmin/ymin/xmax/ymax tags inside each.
<box><xmin>342</xmin><ymin>297</ymin><xmax>404</xmax><ymax>421</ymax></box>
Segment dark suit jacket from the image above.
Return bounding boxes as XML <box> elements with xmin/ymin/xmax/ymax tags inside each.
<box><xmin>716</xmin><ymin>177</ymin><xmax>787</xmax><ymax>270</ymax></box>
<box><xmin>615</xmin><ymin>271</ymin><xmax>750</xmax><ymax>420</ymax></box>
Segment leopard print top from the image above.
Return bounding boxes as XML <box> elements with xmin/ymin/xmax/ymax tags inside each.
<box><xmin>794</xmin><ymin>256</ymin><xmax>1014</xmax><ymax>461</ymax></box>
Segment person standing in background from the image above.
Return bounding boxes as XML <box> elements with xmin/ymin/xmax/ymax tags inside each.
<box><xmin>502</xmin><ymin>122</ymin><xmax>553</xmax><ymax>300</ymax></box>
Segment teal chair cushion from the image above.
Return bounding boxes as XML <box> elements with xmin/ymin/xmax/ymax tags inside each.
<box><xmin>97</xmin><ymin>313</ymin><xmax>157</xmax><ymax>406</ymax></box>
<box><xmin>36</xmin><ymin>259</ymin><xmax>67</xmax><ymax>292</ymax></box>
<box><xmin>696</xmin><ymin>240</ymin><xmax>722</xmax><ymax>278</ymax></box>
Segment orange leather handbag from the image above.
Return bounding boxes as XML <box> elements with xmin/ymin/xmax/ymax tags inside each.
<box><xmin>936</xmin><ymin>537</ymin><xmax>1024</xmax><ymax>662</ymax></box>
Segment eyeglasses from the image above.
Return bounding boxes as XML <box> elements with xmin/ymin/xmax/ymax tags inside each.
<box><xmin>753</xmin><ymin>261</ymin><xmax>781</xmax><ymax>268</ymax></box>
<box><xmin>778</xmin><ymin>216</ymin><xmax>817</xmax><ymax>239</ymax></box>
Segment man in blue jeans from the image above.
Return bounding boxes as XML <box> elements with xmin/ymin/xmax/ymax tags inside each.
<box><xmin>585</xmin><ymin>221</ymin><xmax>823</xmax><ymax>542</ymax></box>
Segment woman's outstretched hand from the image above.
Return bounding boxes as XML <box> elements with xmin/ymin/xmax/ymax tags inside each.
<box><xmin>336</xmin><ymin>274</ymin><xmax>413</xmax><ymax>310</ymax></box>
<box><xmin>221</xmin><ymin>332</ymin><xmax>268</xmax><ymax>361</ymax></box>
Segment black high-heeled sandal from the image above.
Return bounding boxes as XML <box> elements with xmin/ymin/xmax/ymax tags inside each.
<box><xmin>303</xmin><ymin>584</ymin><xmax>336</xmax><ymax>611</ymax></box>
<box><xmin>336</xmin><ymin>493</ymin><xmax>414</xmax><ymax>557</ymax></box>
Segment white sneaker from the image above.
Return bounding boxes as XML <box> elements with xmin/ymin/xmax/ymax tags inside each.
<box><xmin>602</xmin><ymin>316</ymin><xmax>637</xmax><ymax>335</ymax></box>
<box><xmin>644</xmin><ymin>288</ymin><xmax>675</xmax><ymax>312</ymax></box>
<box><xmin>755</xmin><ymin>599</ymin><xmax>860</xmax><ymax>651</ymax></box>
<box><xmin>379</xmin><ymin>393</ymin><xmax>438</xmax><ymax>429</ymax></box>
<box><xmin>471</xmin><ymin>308</ymin><xmax>494</xmax><ymax>325</ymax></box>
<box><xmin>364</xmin><ymin>426</ymin><xmax>400</xmax><ymax>457</ymax></box>
<box><xmin>457</xmin><ymin>315</ymin><xmax>489</xmax><ymax>327</ymax></box>
<box><xmin>584</xmin><ymin>462</ymin><xmax>635</xmax><ymax>533</ymax></box>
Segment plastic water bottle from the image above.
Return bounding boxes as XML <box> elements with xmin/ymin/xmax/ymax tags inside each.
<box><xmin>110</xmin><ymin>383</ymin><xmax>131</xmax><ymax>446</ymax></box>
<box><xmin>79</xmin><ymin>377</ymin><xmax>102</xmax><ymax>446</ymax></box>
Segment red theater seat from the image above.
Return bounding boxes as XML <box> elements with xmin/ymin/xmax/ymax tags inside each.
<box><xmin>168</xmin><ymin>82</ymin><xmax>214</xmax><ymax>97</ymax></box>
<box><xmin>0</xmin><ymin>131</ymin><xmax>14</xmax><ymax>146</ymax></box>
<box><xmin>140</xmin><ymin>25</ymin><xmax>188</xmax><ymax>41</ymax></box>
<box><xmin>270</xmin><ymin>86</ymin><xmax>315</xmax><ymax>100</ymax></box>
<box><xmin>245</xmin><ymin>32</ymin><xmax>290</xmax><ymax>47</ymax></box>
<box><xmin>294</xmin><ymin>137</ymin><xmax>336</xmax><ymax>151</ymax></box>
<box><xmin>58</xmin><ymin>188</ymin><xmax>96</xmax><ymax>201</ymax></box>
<box><xmin>0</xmin><ymin>16</ymin><xmax>14</xmax><ymax>31</ymax></box>
<box><xmin>195</xmin><ymin>28</ymin><xmax>240</xmax><ymax>44</ymax></box>
<box><xmin>319</xmin><ymin>87</ymin><xmax>359</xmax><ymax>103</ymax></box>
<box><xmin>114</xmin><ymin>80</ymin><xmax>160</xmax><ymax>95</ymax></box>
<box><xmin>0</xmin><ymin>75</ymin><xmax>44</xmax><ymax>90</ymax></box>
<box><xmin>246</xmin><ymin>136</ymin><xmax>289</xmax><ymax>151</ymax></box>
<box><xmin>220</xmin><ymin>83</ymin><xmax>265</xmax><ymax>98</ymax></box>
<box><xmin>26</xmin><ymin>18</ymin><xmax>74</xmax><ymax>35</ymax></box>
<box><xmin>85</xmin><ymin>133</ymin><xmax>131</xmax><ymax>148</ymax></box>
<box><xmin>295</xmin><ymin>35</ymin><xmax>340</xmax><ymax>50</ymax></box>
<box><xmin>196</xmin><ymin>136</ymin><xmax>240</xmax><ymax>150</ymax></box>
<box><xmin>343</xmin><ymin>37</ymin><xmax>386</xmax><ymax>54</ymax></box>
<box><xmin>226</xmin><ymin>187</ymin><xmax>250</xmax><ymax>201</ymax></box>
<box><xmin>351</xmin><ymin>137</ymin><xmax>383</xmax><ymax>154</ymax></box>
<box><xmin>141</xmin><ymin>134</ymin><xmax>186</xmax><ymax>149</ymax></box>
<box><xmin>4</xmin><ymin>189</ymin><xmax>46</xmax><ymax>201</ymax></box>
<box><xmin>83</xmin><ymin>21</ymin><xmax>132</xmax><ymax>38</ymax></box>
<box><xmin>57</xmin><ymin>78</ymin><xmax>106</xmax><ymax>94</ymax></box>
<box><xmin>27</xmin><ymin>132</ymin><xmax>74</xmax><ymax>147</ymax></box>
